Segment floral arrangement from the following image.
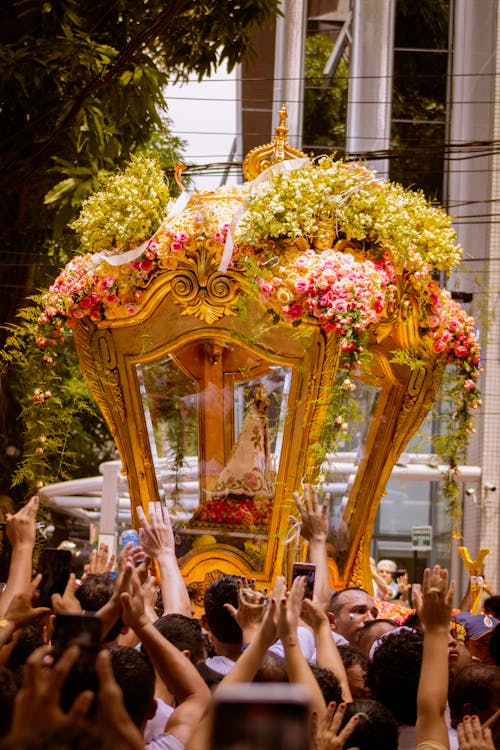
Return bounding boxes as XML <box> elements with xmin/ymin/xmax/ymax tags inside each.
<box><xmin>17</xmin><ymin>153</ymin><xmax>481</xmax><ymax>515</ymax></box>
<box><xmin>190</xmin><ymin>496</ymin><xmax>272</xmax><ymax>529</ymax></box>
<box><xmin>69</xmin><ymin>153</ymin><xmax>170</xmax><ymax>254</ymax></box>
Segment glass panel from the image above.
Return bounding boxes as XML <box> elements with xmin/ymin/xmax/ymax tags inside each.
<box><xmin>379</xmin><ymin>479</ymin><xmax>431</xmax><ymax>532</ymax></box>
<box><xmin>320</xmin><ymin>378</ymin><xmax>382</xmax><ymax>562</ymax></box>
<box><xmin>136</xmin><ymin>340</ymin><xmax>293</xmax><ymax>569</ymax></box>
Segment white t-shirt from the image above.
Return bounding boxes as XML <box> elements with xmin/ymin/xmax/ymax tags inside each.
<box><xmin>144</xmin><ymin>699</ymin><xmax>174</xmax><ymax>744</ymax></box>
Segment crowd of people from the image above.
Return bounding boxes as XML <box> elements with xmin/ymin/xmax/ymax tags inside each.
<box><xmin>0</xmin><ymin>488</ymin><xmax>498</xmax><ymax>750</ymax></box>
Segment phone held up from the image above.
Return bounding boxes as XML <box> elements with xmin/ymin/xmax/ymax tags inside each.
<box><xmin>52</xmin><ymin>613</ymin><xmax>101</xmax><ymax>712</ymax></box>
<box><xmin>211</xmin><ymin>683</ymin><xmax>311</xmax><ymax>750</ymax></box>
<box><xmin>291</xmin><ymin>562</ymin><xmax>316</xmax><ymax>600</ymax></box>
<box><xmin>37</xmin><ymin>547</ymin><xmax>72</xmax><ymax>608</ymax></box>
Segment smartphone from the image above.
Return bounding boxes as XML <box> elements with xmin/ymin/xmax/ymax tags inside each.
<box><xmin>291</xmin><ymin>562</ymin><xmax>316</xmax><ymax>600</ymax></box>
<box><xmin>38</xmin><ymin>547</ymin><xmax>72</xmax><ymax>607</ymax></box>
<box><xmin>211</xmin><ymin>683</ymin><xmax>311</xmax><ymax>750</ymax></box>
<box><xmin>52</xmin><ymin>613</ymin><xmax>101</xmax><ymax>712</ymax></box>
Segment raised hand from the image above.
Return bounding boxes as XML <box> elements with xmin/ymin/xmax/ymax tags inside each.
<box><xmin>6</xmin><ymin>495</ymin><xmax>39</xmax><ymax>550</ymax></box>
<box><xmin>457</xmin><ymin>716</ymin><xmax>495</xmax><ymax>750</ymax></box>
<box><xmin>224</xmin><ymin>577</ymin><xmax>268</xmax><ymax>632</ymax></box>
<box><xmin>86</xmin><ymin>542</ymin><xmax>115</xmax><ymax>576</ymax></box>
<box><xmin>277</xmin><ymin>575</ymin><xmax>306</xmax><ymax>643</ymax></box>
<box><xmin>119</xmin><ymin>563</ymin><xmax>149</xmax><ymax>633</ymax></box>
<box><xmin>137</xmin><ymin>501</ymin><xmax>176</xmax><ymax>560</ymax></box>
<box><xmin>0</xmin><ymin>574</ymin><xmax>51</xmax><ymax>644</ymax></box>
<box><xmin>301</xmin><ymin>597</ymin><xmax>330</xmax><ymax>631</ymax></box>
<box><xmin>294</xmin><ymin>485</ymin><xmax>329</xmax><ymax>542</ymax></box>
<box><xmin>313</xmin><ymin>702</ymin><xmax>359</xmax><ymax>750</ymax></box>
<box><xmin>51</xmin><ymin>573</ymin><xmax>82</xmax><ymax>615</ymax></box>
<box><xmin>9</xmin><ymin>645</ymin><xmax>93</xmax><ymax>735</ymax></box>
<box><xmin>415</xmin><ymin>565</ymin><xmax>455</xmax><ymax>631</ymax></box>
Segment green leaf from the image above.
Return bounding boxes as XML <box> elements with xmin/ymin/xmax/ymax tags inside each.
<box><xmin>44</xmin><ymin>178</ymin><xmax>78</xmax><ymax>205</ymax></box>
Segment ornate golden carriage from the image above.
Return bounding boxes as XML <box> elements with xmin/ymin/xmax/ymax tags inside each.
<box><xmin>72</xmin><ymin>110</ymin><xmax>451</xmax><ymax>598</ymax></box>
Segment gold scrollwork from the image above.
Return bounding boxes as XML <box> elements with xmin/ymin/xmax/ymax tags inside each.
<box><xmin>159</xmin><ymin>239</ymin><xmax>243</xmax><ymax>324</ymax></box>
<box><xmin>349</xmin><ymin>537</ymin><xmax>366</xmax><ymax>587</ymax></box>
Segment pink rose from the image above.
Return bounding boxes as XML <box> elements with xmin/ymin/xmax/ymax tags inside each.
<box><xmin>294</xmin><ymin>278</ymin><xmax>309</xmax><ymax>293</ymax></box>
<box><xmin>287</xmin><ymin>303</ymin><xmax>303</xmax><ymax>319</ymax></box>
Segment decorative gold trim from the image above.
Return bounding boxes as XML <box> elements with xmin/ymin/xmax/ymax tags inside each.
<box><xmin>158</xmin><ymin>238</ymin><xmax>243</xmax><ymax>324</ymax></box>
<box><xmin>242</xmin><ymin>105</ymin><xmax>307</xmax><ymax>180</ymax></box>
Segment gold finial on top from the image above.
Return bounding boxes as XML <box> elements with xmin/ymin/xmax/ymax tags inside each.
<box><xmin>272</xmin><ymin>105</ymin><xmax>289</xmax><ymax>163</ymax></box>
<box><xmin>242</xmin><ymin>105</ymin><xmax>307</xmax><ymax>181</ymax></box>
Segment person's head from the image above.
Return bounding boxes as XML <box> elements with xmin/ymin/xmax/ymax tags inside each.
<box><xmin>448</xmin><ymin>630</ymin><xmax>472</xmax><ymax>680</ymax></box>
<box><xmin>340</xmin><ymin>699</ymin><xmax>399</xmax><ymax>750</ymax></box>
<box><xmin>484</xmin><ymin>596</ymin><xmax>500</xmax><ymax>619</ymax></box>
<box><xmin>5</xmin><ymin>625</ymin><xmax>44</xmax><ymax>680</ymax></box>
<box><xmin>253</xmin><ymin>652</ymin><xmax>288</xmax><ymax>683</ymax></box>
<box><xmin>357</xmin><ymin>619</ymin><xmax>397</xmax><ymax>656</ymax></box>
<box><xmin>75</xmin><ymin>574</ymin><xmax>114</xmax><ymax>611</ymax></box>
<box><xmin>153</xmin><ymin>613</ymin><xmax>206</xmax><ymax>664</ymax></box>
<box><xmin>337</xmin><ymin>644</ymin><xmax>370</xmax><ymax>699</ymax></box>
<box><xmin>366</xmin><ymin>628</ymin><xmax>423</xmax><ymax>725</ymax></box>
<box><xmin>328</xmin><ymin>587</ymin><xmax>378</xmax><ymax>646</ymax></box>
<box><xmin>109</xmin><ymin>646</ymin><xmax>156</xmax><ymax>732</ymax></box>
<box><xmin>75</xmin><ymin>573</ymin><xmax>123</xmax><ymax>643</ymax></box>
<box><xmin>376</xmin><ymin>560</ymin><xmax>397</xmax><ymax>586</ymax></box>
<box><xmin>310</xmin><ymin>665</ymin><xmax>343</xmax><ymax>706</ymax></box>
<box><xmin>449</xmin><ymin>663</ymin><xmax>500</xmax><ymax>746</ymax></box>
<box><xmin>202</xmin><ymin>575</ymin><xmax>242</xmax><ymax>647</ymax></box>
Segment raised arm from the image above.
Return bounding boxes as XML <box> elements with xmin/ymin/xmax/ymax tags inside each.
<box><xmin>137</xmin><ymin>501</ymin><xmax>191</xmax><ymax>617</ymax></box>
<box><xmin>415</xmin><ymin>565</ymin><xmax>455</xmax><ymax>749</ymax></box>
<box><xmin>301</xmin><ymin>598</ymin><xmax>352</xmax><ymax>702</ymax></box>
<box><xmin>120</xmin><ymin>563</ymin><xmax>210</xmax><ymax>746</ymax></box>
<box><xmin>219</xmin><ymin>576</ymin><xmax>285</xmax><ymax>686</ymax></box>
<box><xmin>0</xmin><ymin>496</ymin><xmax>39</xmax><ymax>617</ymax></box>
<box><xmin>294</xmin><ymin>486</ymin><xmax>331</xmax><ymax>611</ymax></box>
<box><xmin>278</xmin><ymin>576</ymin><xmax>326</xmax><ymax>716</ymax></box>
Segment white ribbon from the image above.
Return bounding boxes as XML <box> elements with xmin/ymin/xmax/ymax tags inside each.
<box><xmin>95</xmin><ymin>191</ymin><xmax>193</xmax><ymax>267</ymax></box>
<box><xmin>218</xmin><ymin>157</ymin><xmax>310</xmax><ymax>273</ymax></box>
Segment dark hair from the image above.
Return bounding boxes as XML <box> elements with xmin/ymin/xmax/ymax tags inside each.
<box><xmin>489</xmin><ymin>623</ymin><xmax>500</xmax><ymax>666</ymax></box>
<box><xmin>448</xmin><ymin>663</ymin><xmax>500</xmax><ymax>726</ymax></box>
<box><xmin>328</xmin><ymin>587</ymin><xmax>372</xmax><ymax>615</ymax></box>
<box><xmin>109</xmin><ymin>646</ymin><xmax>155</xmax><ymax>728</ymax></box>
<box><xmin>357</xmin><ymin>620</ymin><xmax>397</xmax><ymax>654</ymax></box>
<box><xmin>338</xmin><ymin>644</ymin><xmax>369</xmax><ymax>670</ymax></box>
<box><xmin>366</xmin><ymin>629</ymin><xmax>423</xmax><ymax>725</ymax></box>
<box><xmin>75</xmin><ymin>574</ymin><xmax>114</xmax><ymax>611</ymax></box>
<box><xmin>341</xmin><ymin>699</ymin><xmax>399</xmax><ymax>750</ymax></box>
<box><xmin>203</xmin><ymin>575</ymin><xmax>242</xmax><ymax>644</ymax></box>
<box><xmin>0</xmin><ymin>666</ymin><xmax>17</xmax><ymax>738</ymax></box>
<box><xmin>253</xmin><ymin>652</ymin><xmax>288</xmax><ymax>683</ymax></box>
<box><xmin>5</xmin><ymin>625</ymin><xmax>44</xmax><ymax>679</ymax></box>
<box><xmin>484</xmin><ymin>596</ymin><xmax>500</xmax><ymax>619</ymax></box>
<box><xmin>310</xmin><ymin>665</ymin><xmax>342</xmax><ymax>706</ymax></box>
<box><xmin>153</xmin><ymin>614</ymin><xmax>206</xmax><ymax>664</ymax></box>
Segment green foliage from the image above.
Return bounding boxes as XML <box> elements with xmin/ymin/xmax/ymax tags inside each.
<box><xmin>1</xmin><ymin>297</ymin><xmax>117</xmax><ymax>495</ymax></box>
